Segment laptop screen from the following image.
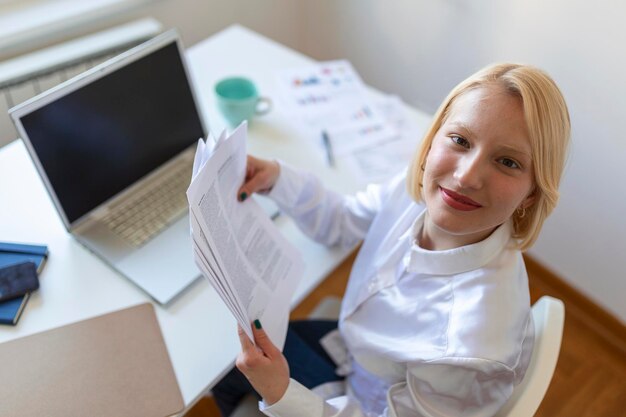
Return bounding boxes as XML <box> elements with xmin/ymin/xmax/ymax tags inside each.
<box><xmin>17</xmin><ymin>39</ymin><xmax>205</xmax><ymax>225</ymax></box>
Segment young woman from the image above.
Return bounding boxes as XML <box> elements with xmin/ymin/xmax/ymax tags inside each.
<box><xmin>213</xmin><ymin>63</ymin><xmax>571</xmax><ymax>417</ymax></box>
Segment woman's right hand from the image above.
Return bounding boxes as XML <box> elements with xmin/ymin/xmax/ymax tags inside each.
<box><xmin>238</xmin><ymin>155</ymin><xmax>280</xmax><ymax>201</ymax></box>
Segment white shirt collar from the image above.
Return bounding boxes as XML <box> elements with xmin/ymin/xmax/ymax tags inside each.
<box><xmin>404</xmin><ymin>210</ymin><xmax>513</xmax><ymax>276</ymax></box>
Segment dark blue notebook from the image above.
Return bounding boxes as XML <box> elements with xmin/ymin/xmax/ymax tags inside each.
<box><xmin>0</xmin><ymin>242</ymin><xmax>48</xmax><ymax>325</ymax></box>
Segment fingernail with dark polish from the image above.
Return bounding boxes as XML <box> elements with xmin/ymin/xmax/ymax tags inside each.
<box><xmin>254</xmin><ymin>319</ymin><xmax>262</xmax><ymax>329</ymax></box>
<box><xmin>240</xmin><ymin>192</ymin><xmax>247</xmax><ymax>201</ymax></box>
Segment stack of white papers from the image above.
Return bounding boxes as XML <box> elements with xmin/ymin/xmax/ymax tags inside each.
<box><xmin>186</xmin><ymin>122</ymin><xmax>304</xmax><ymax>348</ymax></box>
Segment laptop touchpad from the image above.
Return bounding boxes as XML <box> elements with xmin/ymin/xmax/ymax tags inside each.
<box><xmin>116</xmin><ymin>215</ymin><xmax>199</xmax><ymax>304</ymax></box>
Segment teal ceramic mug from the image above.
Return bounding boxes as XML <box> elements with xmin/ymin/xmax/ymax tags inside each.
<box><xmin>214</xmin><ymin>77</ymin><xmax>272</xmax><ymax>126</ymax></box>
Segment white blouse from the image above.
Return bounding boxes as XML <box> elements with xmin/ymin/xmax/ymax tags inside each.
<box><xmin>260</xmin><ymin>163</ymin><xmax>534</xmax><ymax>417</ymax></box>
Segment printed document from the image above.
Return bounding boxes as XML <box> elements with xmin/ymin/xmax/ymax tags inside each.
<box><xmin>342</xmin><ymin>95</ymin><xmax>425</xmax><ymax>185</ymax></box>
<box><xmin>186</xmin><ymin>123</ymin><xmax>304</xmax><ymax>348</ymax></box>
<box><xmin>276</xmin><ymin>60</ymin><xmax>398</xmax><ymax>154</ymax></box>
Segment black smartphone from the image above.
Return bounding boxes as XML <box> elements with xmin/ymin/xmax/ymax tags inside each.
<box><xmin>0</xmin><ymin>261</ymin><xmax>40</xmax><ymax>302</ymax></box>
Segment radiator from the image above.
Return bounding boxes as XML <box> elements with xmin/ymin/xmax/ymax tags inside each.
<box><xmin>0</xmin><ymin>18</ymin><xmax>162</xmax><ymax>147</ymax></box>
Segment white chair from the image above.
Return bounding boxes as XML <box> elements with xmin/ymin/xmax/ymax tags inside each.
<box><xmin>495</xmin><ymin>295</ymin><xmax>565</xmax><ymax>417</ymax></box>
<box><xmin>231</xmin><ymin>296</ymin><xmax>565</xmax><ymax>417</ymax></box>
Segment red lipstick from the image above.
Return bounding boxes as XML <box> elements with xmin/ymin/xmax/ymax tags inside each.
<box><xmin>440</xmin><ymin>187</ymin><xmax>482</xmax><ymax>211</ymax></box>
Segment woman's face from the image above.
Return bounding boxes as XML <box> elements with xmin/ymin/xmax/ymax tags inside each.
<box><xmin>421</xmin><ymin>85</ymin><xmax>535</xmax><ymax>250</ymax></box>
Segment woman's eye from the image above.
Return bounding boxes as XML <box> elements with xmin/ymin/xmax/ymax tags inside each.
<box><xmin>451</xmin><ymin>136</ymin><xmax>470</xmax><ymax>148</ymax></box>
<box><xmin>499</xmin><ymin>158</ymin><xmax>520</xmax><ymax>169</ymax></box>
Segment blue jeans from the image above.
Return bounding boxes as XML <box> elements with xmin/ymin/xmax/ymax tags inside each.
<box><xmin>212</xmin><ymin>320</ymin><xmax>343</xmax><ymax>416</ymax></box>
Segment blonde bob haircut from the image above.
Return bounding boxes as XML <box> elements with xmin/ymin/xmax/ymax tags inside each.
<box><xmin>406</xmin><ymin>63</ymin><xmax>570</xmax><ymax>251</ymax></box>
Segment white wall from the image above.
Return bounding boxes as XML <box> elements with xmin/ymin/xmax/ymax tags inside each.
<box><xmin>143</xmin><ymin>0</ymin><xmax>302</xmax><ymax>51</ymax></box>
<box><xmin>299</xmin><ymin>0</ymin><xmax>626</xmax><ymax>322</ymax></box>
<box><xmin>87</xmin><ymin>0</ymin><xmax>303</xmax><ymax>53</ymax></box>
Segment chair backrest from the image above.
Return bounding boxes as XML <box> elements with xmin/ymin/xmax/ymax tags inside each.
<box><xmin>495</xmin><ymin>295</ymin><xmax>565</xmax><ymax>417</ymax></box>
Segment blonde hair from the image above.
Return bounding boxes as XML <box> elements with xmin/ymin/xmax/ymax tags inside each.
<box><xmin>406</xmin><ymin>63</ymin><xmax>570</xmax><ymax>251</ymax></box>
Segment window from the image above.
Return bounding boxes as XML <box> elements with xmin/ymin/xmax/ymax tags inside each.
<box><xmin>0</xmin><ymin>0</ymin><xmax>156</xmax><ymax>58</ymax></box>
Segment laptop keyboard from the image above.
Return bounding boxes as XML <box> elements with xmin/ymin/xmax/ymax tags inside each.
<box><xmin>102</xmin><ymin>160</ymin><xmax>191</xmax><ymax>247</ymax></box>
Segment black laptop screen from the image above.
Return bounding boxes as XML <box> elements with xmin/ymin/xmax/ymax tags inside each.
<box><xmin>20</xmin><ymin>41</ymin><xmax>205</xmax><ymax>224</ymax></box>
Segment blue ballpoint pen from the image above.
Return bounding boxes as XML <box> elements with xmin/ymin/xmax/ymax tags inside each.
<box><xmin>321</xmin><ymin>130</ymin><xmax>335</xmax><ymax>167</ymax></box>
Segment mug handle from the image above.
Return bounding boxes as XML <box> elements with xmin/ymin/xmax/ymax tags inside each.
<box><xmin>255</xmin><ymin>97</ymin><xmax>272</xmax><ymax>116</ymax></box>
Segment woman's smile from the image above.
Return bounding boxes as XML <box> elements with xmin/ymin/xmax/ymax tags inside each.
<box><xmin>439</xmin><ymin>187</ymin><xmax>482</xmax><ymax>211</ymax></box>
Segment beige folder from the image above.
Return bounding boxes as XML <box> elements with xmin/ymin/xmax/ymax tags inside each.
<box><xmin>0</xmin><ymin>303</ymin><xmax>184</xmax><ymax>417</ymax></box>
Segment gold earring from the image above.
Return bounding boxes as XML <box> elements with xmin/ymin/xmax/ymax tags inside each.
<box><xmin>517</xmin><ymin>206</ymin><xmax>526</xmax><ymax>218</ymax></box>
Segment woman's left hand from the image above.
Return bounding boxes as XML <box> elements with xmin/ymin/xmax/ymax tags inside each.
<box><xmin>236</xmin><ymin>321</ymin><xmax>290</xmax><ymax>405</ymax></box>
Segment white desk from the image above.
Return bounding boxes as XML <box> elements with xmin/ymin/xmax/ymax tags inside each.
<box><xmin>0</xmin><ymin>25</ymin><xmax>431</xmax><ymax>412</ymax></box>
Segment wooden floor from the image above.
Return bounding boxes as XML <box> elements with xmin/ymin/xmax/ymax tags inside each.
<box><xmin>524</xmin><ymin>257</ymin><xmax>626</xmax><ymax>417</ymax></box>
<box><xmin>186</xmin><ymin>252</ymin><xmax>626</xmax><ymax>417</ymax></box>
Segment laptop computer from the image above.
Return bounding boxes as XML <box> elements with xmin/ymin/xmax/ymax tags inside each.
<box><xmin>9</xmin><ymin>29</ymin><xmax>207</xmax><ymax>305</ymax></box>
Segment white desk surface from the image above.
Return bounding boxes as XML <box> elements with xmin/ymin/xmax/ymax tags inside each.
<box><xmin>0</xmin><ymin>24</ymin><xmax>431</xmax><ymax>411</ymax></box>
